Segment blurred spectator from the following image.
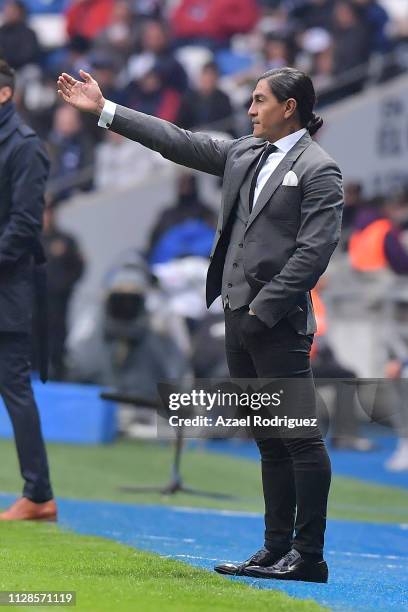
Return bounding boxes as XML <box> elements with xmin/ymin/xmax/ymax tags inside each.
<box><xmin>0</xmin><ymin>0</ymin><xmax>40</xmax><ymax>70</ymax></box>
<box><xmin>353</xmin><ymin>0</ymin><xmax>390</xmax><ymax>53</ymax></box>
<box><xmin>289</xmin><ymin>0</ymin><xmax>335</xmax><ymax>31</ymax></box>
<box><xmin>348</xmin><ymin>192</ymin><xmax>408</xmax><ymax>274</ymax></box>
<box><xmin>348</xmin><ymin>197</ymin><xmax>392</xmax><ymax>272</ymax></box>
<box><xmin>81</xmin><ymin>50</ymin><xmax>124</xmax><ymax>144</ymax></box>
<box><xmin>331</xmin><ymin>0</ymin><xmax>371</xmax><ymax>97</ymax></box>
<box><xmin>65</xmin><ymin>0</ymin><xmax>114</xmax><ymax>41</ymax></box>
<box><xmin>339</xmin><ymin>181</ymin><xmax>368</xmax><ymax>247</ymax></box>
<box><xmin>47</xmin><ymin>105</ymin><xmax>94</xmax><ymax>202</ymax></box>
<box><xmin>170</xmin><ymin>0</ymin><xmax>259</xmax><ymax>49</ymax></box>
<box><xmin>66</xmin><ymin>250</ymin><xmax>191</xmax><ymax>401</ymax></box>
<box><xmin>95</xmin><ymin>130</ymin><xmax>168</xmax><ymax>190</ymax></box>
<box><xmin>17</xmin><ymin>72</ymin><xmax>58</xmax><ymax>140</ymax></box>
<box><xmin>262</xmin><ymin>32</ymin><xmax>295</xmax><ymax>69</ymax></box>
<box><xmin>122</xmin><ymin>63</ymin><xmax>181</xmax><ymax>121</ymax></box>
<box><xmin>232</xmin><ymin>31</ymin><xmax>295</xmax><ymax>97</ymax></box>
<box><xmin>55</xmin><ymin>34</ymin><xmax>92</xmax><ymax>79</ymax></box>
<box><xmin>147</xmin><ymin>172</ymin><xmax>216</xmax><ymax>264</ymax></box>
<box><xmin>132</xmin><ymin>0</ymin><xmax>164</xmax><ymax>20</ymax></box>
<box><xmin>128</xmin><ymin>20</ymin><xmax>188</xmax><ymax>92</ymax></box>
<box><xmin>176</xmin><ymin>61</ymin><xmax>234</xmax><ymax>134</ymax></box>
<box><xmin>297</xmin><ymin>26</ymin><xmax>333</xmax><ymax>87</ymax></box>
<box><xmin>382</xmin><ymin>192</ymin><xmax>408</xmax><ymax>275</ymax></box>
<box><xmin>94</xmin><ymin>0</ymin><xmax>138</xmax><ymax>63</ymax></box>
<box><xmin>42</xmin><ymin>204</ymin><xmax>85</xmax><ymax>380</ymax></box>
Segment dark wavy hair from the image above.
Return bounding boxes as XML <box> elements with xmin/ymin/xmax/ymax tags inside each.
<box><xmin>258</xmin><ymin>67</ymin><xmax>323</xmax><ymax>136</ymax></box>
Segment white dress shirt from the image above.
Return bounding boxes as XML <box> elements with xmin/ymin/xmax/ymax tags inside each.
<box><xmin>252</xmin><ymin>127</ymin><xmax>306</xmax><ymax>210</ymax></box>
<box><xmin>98</xmin><ymin>99</ymin><xmax>117</xmax><ymax>129</ymax></box>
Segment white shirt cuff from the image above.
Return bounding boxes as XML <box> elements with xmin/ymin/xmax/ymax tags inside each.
<box><xmin>98</xmin><ymin>100</ymin><xmax>116</xmax><ymax>129</ymax></box>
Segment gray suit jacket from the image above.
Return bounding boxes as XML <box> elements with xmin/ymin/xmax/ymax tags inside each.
<box><xmin>110</xmin><ymin>105</ymin><xmax>344</xmax><ymax>334</ymax></box>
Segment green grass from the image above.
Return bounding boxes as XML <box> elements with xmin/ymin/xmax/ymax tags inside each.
<box><xmin>0</xmin><ymin>439</ymin><xmax>406</xmax><ymax>524</ymax></box>
<box><xmin>0</xmin><ymin>521</ymin><xmax>325</xmax><ymax>612</ymax></box>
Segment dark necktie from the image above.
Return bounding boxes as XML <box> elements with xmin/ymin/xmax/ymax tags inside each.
<box><xmin>249</xmin><ymin>143</ymin><xmax>277</xmax><ymax>214</ymax></box>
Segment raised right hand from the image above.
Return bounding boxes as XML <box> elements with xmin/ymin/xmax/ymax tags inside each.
<box><xmin>57</xmin><ymin>70</ymin><xmax>105</xmax><ymax>115</ymax></box>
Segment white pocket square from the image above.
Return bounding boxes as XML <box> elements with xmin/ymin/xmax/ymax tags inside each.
<box><xmin>282</xmin><ymin>170</ymin><xmax>298</xmax><ymax>186</ymax></box>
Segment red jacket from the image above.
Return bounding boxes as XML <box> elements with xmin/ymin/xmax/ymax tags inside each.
<box><xmin>65</xmin><ymin>0</ymin><xmax>114</xmax><ymax>40</ymax></box>
<box><xmin>171</xmin><ymin>0</ymin><xmax>259</xmax><ymax>43</ymax></box>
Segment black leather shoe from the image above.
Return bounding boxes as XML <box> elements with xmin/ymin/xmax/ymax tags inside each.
<box><xmin>214</xmin><ymin>547</ymin><xmax>285</xmax><ymax>576</ymax></box>
<box><xmin>244</xmin><ymin>549</ymin><xmax>328</xmax><ymax>583</ymax></box>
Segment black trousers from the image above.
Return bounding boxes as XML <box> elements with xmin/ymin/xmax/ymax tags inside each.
<box><xmin>224</xmin><ymin>306</ymin><xmax>331</xmax><ymax>555</ymax></box>
<box><xmin>0</xmin><ymin>332</ymin><xmax>53</xmax><ymax>502</ymax></box>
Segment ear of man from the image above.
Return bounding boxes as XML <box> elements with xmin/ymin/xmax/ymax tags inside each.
<box><xmin>283</xmin><ymin>97</ymin><xmax>298</xmax><ymax>120</ymax></box>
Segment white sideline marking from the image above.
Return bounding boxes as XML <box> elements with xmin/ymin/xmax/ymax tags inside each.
<box><xmin>166</xmin><ymin>554</ymin><xmax>220</xmax><ymax>562</ymax></box>
<box><xmin>328</xmin><ymin>550</ymin><xmax>407</xmax><ymax>561</ymax></box>
<box><xmin>172</xmin><ymin>506</ymin><xmax>262</xmax><ymax>518</ymax></box>
<box><xmin>139</xmin><ymin>535</ymin><xmax>195</xmax><ymax>543</ymax></box>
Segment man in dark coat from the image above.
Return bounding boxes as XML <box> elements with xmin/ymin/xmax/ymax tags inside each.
<box><xmin>0</xmin><ymin>60</ymin><xmax>56</xmax><ymax>521</ymax></box>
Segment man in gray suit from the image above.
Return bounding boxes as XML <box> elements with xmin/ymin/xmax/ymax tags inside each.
<box><xmin>57</xmin><ymin>66</ymin><xmax>343</xmax><ymax>583</ymax></box>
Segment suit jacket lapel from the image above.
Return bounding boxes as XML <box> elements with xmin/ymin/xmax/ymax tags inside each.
<box><xmin>246</xmin><ymin>132</ymin><xmax>313</xmax><ymax>230</ymax></box>
<box><xmin>221</xmin><ymin>139</ymin><xmax>265</xmax><ymax>228</ymax></box>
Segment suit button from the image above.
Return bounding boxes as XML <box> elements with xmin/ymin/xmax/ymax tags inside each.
<box><xmin>227</xmin><ymin>283</ymin><xmax>232</xmax><ymax>288</ymax></box>
<box><xmin>233</xmin><ymin>262</ymin><xmax>238</xmax><ymax>268</ymax></box>
<box><xmin>106</xmin><ymin>122</ymin><xmax>111</xmax><ymax>128</ymax></box>
<box><xmin>238</xmin><ymin>243</ymin><xmax>243</xmax><ymax>248</ymax></box>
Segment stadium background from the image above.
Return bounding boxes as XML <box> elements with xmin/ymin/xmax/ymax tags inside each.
<box><xmin>0</xmin><ymin>0</ymin><xmax>407</xmax><ymax>610</ymax></box>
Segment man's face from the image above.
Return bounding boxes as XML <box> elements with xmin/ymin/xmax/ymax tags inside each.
<box><xmin>0</xmin><ymin>85</ymin><xmax>12</xmax><ymax>105</ymax></box>
<box><xmin>248</xmin><ymin>78</ymin><xmax>296</xmax><ymax>142</ymax></box>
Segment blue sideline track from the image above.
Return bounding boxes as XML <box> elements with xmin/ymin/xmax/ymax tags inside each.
<box><xmin>0</xmin><ymin>493</ymin><xmax>406</xmax><ymax>612</ymax></box>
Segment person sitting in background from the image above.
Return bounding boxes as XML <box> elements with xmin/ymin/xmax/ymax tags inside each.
<box><xmin>81</xmin><ymin>51</ymin><xmax>125</xmax><ymax>145</ymax></box>
<box><xmin>353</xmin><ymin>0</ymin><xmax>390</xmax><ymax>54</ymax></box>
<box><xmin>233</xmin><ymin>32</ymin><xmax>295</xmax><ymax>96</ymax></box>
<box><xmin>129</xmin><ymin>20</ymin><xmax>188</xmax><ymax>93</ymax></box>
<box><xmin>340</xmin><ymin>181</ymin><xmax>368</xmax><ymax>248</ymax></box>
<box><xmin>122</xmin><ymin>62</ymin><xmax>181</xmax><ymax>122</ymax></box>
<box><xmin>348</xmin><ymin>196</ymin><xmax>392</xmax><ymax>273</ymax></box>
<box><xmin>41</xmin><ymin>203</ymin><xmax>84</xmax><ymax>380</ymax></box>
<box><xmin>176</xmin><ymin>61</ymin><xmax>234</xmax><ymax>134</ymax></box>
<box><xmin>47</xmin><ymin>104</ymin><xmax>94</xmax><ymax>202</ymax></box>
<box><xmin>146</xmin><ymin>172</ymin><xmax>216</xmax><ymax>265</ymax></box>
<box><xmin>65</xmin><ymin>0</ymin><xmax>114</xmax><ymax>42</ymax></box>
<box><xmin>331</xmin><ymin>0</ymin><xmax>371</xmax><ymax>98</ymax></box>
<box><xmin>0</xmin><ymin>0</ymin><xmax>40</xmax><ymax>71</ymax></box>
<box><xmin>349</xmin><ymin>191</ymin><xmax>408</xmax><ymax>275</ymax></box>
<box><xmin>381</xmin><ymin>191</ymin><xmax>408</xmax><ymax>276</ymax></box>
<box><xmin>66</xmin><ymin>250</ymin><xmax>191</xmax><ymax>405</ymax></box>
<box><xmin>289</xmin><ymin>0</ymin><xmax>335</xmax><ymax>32</ymax></box>
<box><xmin>170</xmin><ymin>0</ymin><xmax>259</xmax><ymax>49</ymax></box>
<box><xmin>60</xmin><ymin>35</ymin><xmax>92</xmax><ymax>79</ymax></box>
<box><xmin>262</xmin><ymin>32</ymin><xmax>296</xmax><ymax>71</ymax></box>
<box><xmin>93</xmin><ymin>0</ymin><xmax>139</xmax><ymax>64</ymax></box>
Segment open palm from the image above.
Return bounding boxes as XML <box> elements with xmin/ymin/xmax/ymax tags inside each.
<box><xmin>57</xmin><ymin>70</ymin><xmax>105</xmax><ymax>115</ymax></box>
